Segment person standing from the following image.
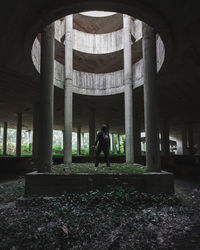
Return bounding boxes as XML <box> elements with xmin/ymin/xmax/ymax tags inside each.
<box><xmin>93</xmin><ymin>124</ymin><xmax>110</xmax><ymax>167</ymax></box>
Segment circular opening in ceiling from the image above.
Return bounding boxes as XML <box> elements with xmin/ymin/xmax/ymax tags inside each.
<box><xmin>79</xmin><ymin>11</ymin><xmax>116</xmax><ymax>17</ymax></box>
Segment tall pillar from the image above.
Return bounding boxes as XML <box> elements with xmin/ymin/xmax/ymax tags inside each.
<box><xmin>123</xmin><ymin>14</ymin><xmax>134</xmax><ymax>163</ymax></box>
<box><xmin>89</xmin><ymin>108</ymin><xmax>95</xmax><ymax>158</ymax></box>
<box><xmin>117</xmin><ymin>134</ymin><xmax>120</xmax><ymax>153</ymax></box>
<box><xmin>64</xmin><ymin>15</ymin><xmax>73</xmax><ymax>164</ymax></box>
<box><xmin>0</xmin><ymin>124</ymin><xmax>1</xmax><ymax>154</ymax></box>
<box><xmin>123</xmin><ymin>137</ymin><xmax>126</xmax><ymax>154</ymax></box>
<box><xmin>3</xmin><ymin>122</ymin><xmax>7</xmax><ymax>156</ymax></box>
<box><xmin>160</xmin><ymin>119</ymin><xmax>170</xmax><ymax>157</ymax></box>
<box><xmin>81</xmin><ymin>132</ymin><xmax>84</xmax><ymax>150</ymax></box>
<box><xmin>28</xmin><ymin>130</ymin><xmax>31</xmax><ymax>152</ymax></box>
<box><xmin>38</xmin><ymin>22</ymin><xmax>55</xmax><ymax>172</ymax></box>
<box><xmin>32</xmin><ymin>103</ymin><xmax>39</xmax><ymax>161</ymax></box>
<box><xmin>182</xmin><ymin>125</ymin><xmax>187</xmax><ymax>155</ymax></box>
<box><xmin>77</xmin><ymin>126</ymin><xmax>81</xmax><ymax>155</ymax></box>
<box><xmin>16</xmin><ymin>113</ymin><xmax>22</xmax><ymax>157</ymax></box>
<box><xmin>142</xmin><ymin>22</ymin><xmax>160</xmax><ymax>172</ymax></box>
<box><xmin>61</xmin><ymin>130</ymin><xmax>64</xmax><ymax>152</ymax></box>
<box><xmin>110</xmin><ymin>133</ymin><xmax>114</xmax><ymax>153</ymax></box>
<box><xmin>133</xmin><ymin>97</ymin><xmax>141</xmax><ymax>158</ymax></box>
<box><xmin>188</xmin><ymin>124</ymin><xmax>194</xmax><ymax>155</ymax></box>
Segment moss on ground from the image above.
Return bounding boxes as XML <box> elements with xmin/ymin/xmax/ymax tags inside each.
<box><xmin>51</xmin><ymin>163</ymin><xmax>146</xmax><ymax>175</ymax></box>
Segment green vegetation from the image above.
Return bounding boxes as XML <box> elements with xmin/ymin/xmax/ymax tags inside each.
<box><xmin>0</xmin><ymin>128</ymin><xmax>127</xmax><ymax>156</ymax></box>
<box><xmin>51</xmin><ymin>163</ymin><xmax>146</xmax><ymax>175</ymax></box>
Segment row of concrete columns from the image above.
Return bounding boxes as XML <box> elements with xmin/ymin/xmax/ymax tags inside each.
<box><xmin>0</xmin><ymin>113</ymin><xmax>22</xmax><ymax>157</ymax></box>
<box><xmin>1</xmin><ymin>119</ymin><xmax>195</xmax><ymax>159</ymax></box>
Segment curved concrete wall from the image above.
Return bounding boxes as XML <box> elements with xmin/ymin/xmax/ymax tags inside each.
<box><xmin>55</xmin><ymin>20</ymin><xmax>64</xmax><ymax>42</ymax></box>
<box><xmin>31</xmin><ymin>19</ymin><xmax>164</xmax><ymax>96</ymax></box>
<box><xmin>53</xmin><ymin>59</ymin><xmax>144</xmax><ymax>95</ymax></box>
<box><xmin>55</xmin><ymin>19</ymin><xmax>142</xmax><ymax>54</ymax></box>
<box><xmin>131</xmin><ymin>19</ymin><xmax>142</xmax><ymax>42</ymax></box>
<box><xmin>31</xmin><ymin>38</ymin><xmax>40</xmax><ymax>72</ymax></box>
<box><xmin>73</xmin><ymin>29</ymin><xmax>123</xmax><ymax>54</ymax></box>
<box><xmin>156</xmin><ymin>36</ymin><xmax>165</xmax><ymax>71</ymax></box>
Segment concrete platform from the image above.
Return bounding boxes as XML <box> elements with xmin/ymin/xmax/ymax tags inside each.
<box><xmin>25</xmin><ymin>170</ymin><xmax>174</xmax><ymax>196</ymax></box>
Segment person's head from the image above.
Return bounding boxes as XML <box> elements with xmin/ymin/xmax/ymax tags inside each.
<box><xmin>101</xmin><ymin>124</ymin><xmax>107</xmax><ymax>132</ymax></box>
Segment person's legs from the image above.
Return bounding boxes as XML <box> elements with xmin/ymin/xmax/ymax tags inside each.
<box><xmin>103</xmin><ymin>146</ymin><xmax>110</xmax><ymax>167</ymax></box>
<box><xmin>95</xmin><ymin>146</ymin><xmax>101</xmax><ymax>167</ymax></box>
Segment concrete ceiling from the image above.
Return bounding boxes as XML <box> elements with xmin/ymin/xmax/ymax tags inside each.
<box><xmin>73</xmin><ymin>13</ymin><xmax>123</xmax><ymax>34</ymax></box>
<box><xmin>0</xmin><ymin>1</ymin><xmax>200</xmax><ymax>137</ymax></box>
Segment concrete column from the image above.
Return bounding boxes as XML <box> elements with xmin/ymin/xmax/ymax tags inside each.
<box><xmin>32</xmin><ymin>103</ymin><xmax>39</xmax><ymax>161</ymax></box>
<box><xmin>3</xmin><ymin>122</ymin><xmax>7</xmax><ymax>156</ymax></box>
<box><xmin>110</xmin><ymin>133</ymin><xmax>114</xmax><ymax>153</ymax></box>
<box><xmin>16</xmin><ymin>113</ymin><xmax>22</xmax><ymax>157</ymax></box>
<box><xmin>89</xmin><ymin>108</ymin><xmax>95</xmax><ymax>157</ymax></box>
<box><xmin>182</xmin><ymin>125</ymin><xmax>187</xmax><ymax>155</ymax></box>
<box><xmin>123</xmin><ymin>137</ymin><xmax>126</xmax><ymax>154</ymax></box>
<box><xmin>117</xmin><ymin>134</ymin><xmax>120</xmax><ymax>153</ymax></box>
<box><xmin>38</xmin><ymin>22</ymin><xmax>55</xmax><ymax>172</ymax></box>
<box><xmin>0</xmin><ymin>124</ymin><xmax>1</xmax><ymax>154</ymax></box>
<box><xmin>64</xmin><ymin>15</ymin><xmax>73</xmax><ymax>164</ymax></box>
<box><xmin>133</xmin><ymin>98</ymin><xmax>141</xmax><ymax>158</ymax></box>
<box><xmin>188</xmin><ymin>124</ymin><xmax>194</xmax><ymax>155</ymax></box>
<box><xmin>77</xmin><ymin>126</ymin><xmax>81</xmax><ymax>155</ymax></box>
<box><xmin>28</xmin><ymin>130</ymin><xmax>31</xmax><ymax>152</ymax></box>
<box><xmin>142</xmin><ymin>22</ymin><xmax>160</xmax><ymax>172</ymax></box>
<box><xmin>160</xmin><ymin>119</ymin><xmax>170</xmax><ymax>157</ymax></box>
<box><xmin>81</xmin><ymin>132</ymin><xmax>84</xmax><ymax>150</ymax></box>
<box><xmin>123</xmin><ymin>14</ymin><xmax>134</xmax><ymax>163</ymax></box>
<box><xmin>61</xmin><ymin>130</ymin><xmax>64</xmax><ymax>151</ymax></box>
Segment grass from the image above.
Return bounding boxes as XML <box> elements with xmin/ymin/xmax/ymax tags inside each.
<box><xmin>51</xmin><ymin>163</ymin><xmax>146</xmax><ymax>175</ymax></box>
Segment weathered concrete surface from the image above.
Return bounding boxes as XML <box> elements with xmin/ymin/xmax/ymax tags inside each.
<box><xmin>38</xmin><ymin>23</ymin><xmax>55</xmax><ymax>172</ymax></box>
<box><xmin>54</xmin><ymin>60</ymin><xmax>144</xmax><ymax>95</ymax></box>
<box><xmin>74</xmin><ymin>29</ymin><xmax>123</xmax><ymax>54</ymax></box>
<box><xmin>142</xmin><ymin>23</ymin><xmax>160</xmax><ymax>172</ymax></box>
<box><xmin>64</xmin><ymin>15</ymin><xmax>73</xmax><ymax>164</ymax></box>
<box><xmin>123</xmin><ymin>14</ymin><xmax>134</xmax><ymax>163</ymax></box>
<box><xmin>25</xmin><ymin>171</ymin><xmax>174</xmax><ymax>195</ymax></box>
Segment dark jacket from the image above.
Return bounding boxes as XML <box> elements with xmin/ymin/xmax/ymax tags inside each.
<box><xmin>95</xmin><ymin>131</ymin><xmax>110</xmax><ymax>148</ymax></box>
